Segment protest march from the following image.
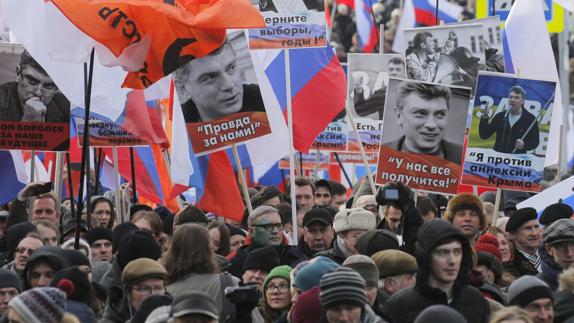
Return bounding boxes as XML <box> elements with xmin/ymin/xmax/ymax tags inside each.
<box><xmin>1</xmin><ymin>0</ymin><xmax>574</xmax><ymax>322</ymax></box>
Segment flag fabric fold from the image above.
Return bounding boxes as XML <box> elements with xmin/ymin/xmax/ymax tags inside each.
<box><xmin>413</xmin><ymin>0</ymin><xmax>463</xmax><ymax>26</ymax></box>
<box><xmin>354</xmin><ymin>0</ymin><xmax>378</xmax><ymax>53</ymax></box>
<box><xmin>0</xmin><ymin>151</ymin><xmax>29</xmax><ymax>205</ymax></box>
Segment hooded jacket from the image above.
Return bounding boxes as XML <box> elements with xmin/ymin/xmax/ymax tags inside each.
<box><xmin>99</xmin><ymin>285</ymin><xmax>131</xmax><ymax>323</ymax></box>
<box><xmin>22</xmin><ymin>246</ymin><xmax>67</xmax><ymax>290</ymax></box>
<box><xmin>536</xmin><ymin>245</ymin><xmax>562</xmax><ymax>291</ymax></box>
<box><xmin>382</xmin><ymin>219</ymin><xmax>490</xmax><ymax>323</ymax></box>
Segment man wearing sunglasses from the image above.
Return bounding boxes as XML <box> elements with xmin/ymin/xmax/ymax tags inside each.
<box><xmin>227</xmin><ymin>206</ymin><xmax>307</xmax><ymax>278</ymax></box>
<box><xmin>0</xmin><ymin>50</ymin><xmax>69</xmax><ymax>123</ymax></box>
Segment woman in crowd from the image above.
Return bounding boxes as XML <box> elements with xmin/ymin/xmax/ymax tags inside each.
<box><xmin>260</xmin><ymin>265</ymin><xmax>293</xmax><ymax>323</ymax></box>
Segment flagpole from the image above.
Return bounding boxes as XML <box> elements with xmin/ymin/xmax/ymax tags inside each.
<box><xmin>65</xmin><ymin>153</ymin><xmax>76</xmax><ymax>242</ymax></box>
<box><xmin>285</xmin><ymin>48</ymin><xmax>298</xmax><ymax>246</ymax></box>
<box><xmin>129</xmin><ymin>147</ymin><xmax>137</xmax><ymax>205</ymax></box>
<box><xmin>29</xmin><ymin>150</ymin><xmax>36</xmax><ymax>182</ymax></box>
<box><xmin>435</xmin><ymin>0</ymin><xmax>439</xmax><ymax>25</ymax></box>
<box><xmin>333</xmin><ymin>152</ymin><xmax>353</xmax><ymax>187</ymax></box>
<box><xmin>344</xmin><ymin>103</ymin><xmax>377</xmax><ymax>196</ymax></box>
<box><xmin>112</xmin><ymin>147</ymin><xmax>124</xmax><ymax>223</ymax></box>
<box><xmin>93</xmin><ymin>148</ymin><xmax>103</xmax><ymax>196</ymax></box>
<box><xmin>491</xmin><ymin>0</ymin><xmax>496</xmax><ymax>16</ymax></box>
<box><xmin>298</xmin><ymin>152</ymin><xmax>304</xmax><ymax>177</ymax></box>
<box><xmin>54</xmin><ymin>152</ymin><xmax>64</xmax><ymax>211</ymax></box>
<box><xmin>232</xmin><ymin>144</ymin><xmax>253</xmax><ymax>214</ymax></box>
<box><xmin>76</xmin><ymin>49</ymin><xmax>95</xmax><ymax>250</ymax></box>
<box><xmin>313</xmin><ymin>150</ymin><xmax>321</xmax><ymax>181</ymax></box>
<box><xmin>492</xmin><ymin>188</ymin><xmax>502</xmax><ymax>226</ymax></box>
<box><xmin>330</xmin><ymin>0</ymin><xmax>338</xmax><ymax>32</ymax></box>
<box><xmin>559</xmin><ymin>12</ymin><xmax>571</xmax><ymax>177</ymax></box>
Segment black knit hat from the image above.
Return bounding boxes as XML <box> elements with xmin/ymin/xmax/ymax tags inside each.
<box><xmin>116</xmin><ymin>231</ymin><xmax>162</xmax><ymax>270</ymax></box>
<box><xmin>112</xmin><ymin>222</ymin><xmax>139</xmax><ymax>253</ymax></box>
<box><xmin>176</xmin><ymin>205</ymin><xmax>208</xmax><ymax>225</ymax></box>
<box><xmin>243</xmin><ymin>246</ymin><xmax>279</xmax><ymax>273</ymax></box>
<box><xmin>539</xmin><ymin>203</ymin><xmax>573</xmax><ymax>226</ymax></box>
<box><xmin>85</xmin><ymin>227</ymin><xmax>112</xmax><ymax>246</ymax></box>
<box><xmin>5</xmin><ymin>222</ymin><xmax>37</xmax><ymax>261</ymax></box>
<box><xmin>0</xmin><ymin>268</ymin><xmax>22</xmax><ymax>292</ymax></box>
<box><xmin>355</xmin><ymin>229</ymin><xmax>399</xmax><ymax>257</ymax></box>
<box><xmin>225</xmin><ymin>223</ymin><xmax>246</xmax><ymax>237</ymax></box>
<box><xmin>508</xmin><ymin>275</ymin><xmax>553</xmax><ymax>308</ymax></box>
<box><xmin>129</xmin><ymin>204</ymin><xmax>153</xmax><ymax>219</ymax></box>
<box><xmin>319</xmin><ymin>267</ymin><xmax>367</xmax><ymax>308</ymax></box>
<box><xmin>50</xmin><ymin>266</ymin><xmax>91</xmax><ymax>305</ymax></box>
<box><xmin>476</xmin><ymin>252</ymin><xmax>502</xmax><ymax>284</ymax></box>
<box><xmin>63</xmin><ymin>249</ymin><xmax>91</xmax><ymax>268</ymax></box>
<box><xmin>505</xmin><ymin>207</ymin><xmax>538</xmax><ymax>232</ymax></box>
<box><xmin>131</xmin><ymin>294</ymin><xmax>173</xmax><ymax>323</ymax></box>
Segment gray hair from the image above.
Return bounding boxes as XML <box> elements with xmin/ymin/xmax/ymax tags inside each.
<box><xmin>247</xmin><ymin>206</ymin><xmax>279</xmax><ymax>227</ymax></box>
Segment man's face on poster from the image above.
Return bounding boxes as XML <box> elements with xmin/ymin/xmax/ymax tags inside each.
<box><xmin>395</xmin><ymin>92</ymin><xmax>448</xmax><ymax>154</ymax></box>
<box><xmin>184</xmin><ymin>43</ymin><xmax>244</xmax><ymax>121</ymax></box>
<box><xmin>388</xmin><ymin>62</ymin><xmax>405</xmax><ymax>78</ymax></box>
<box><xmin>422</xmin><ymin>36</ymin><xmax>435</xmax><ymax>55</ymax></box>
<box><xmin>16</xmin><ymin>65</ymin><xmax>58</xmax><ymax>107</ymax></box>
<box><xmin>508</xmin><ymin>90</ymin><xmax>524</xmax><ymax>114</ymax></box>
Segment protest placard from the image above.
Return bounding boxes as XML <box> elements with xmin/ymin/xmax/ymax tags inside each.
<box><xmin>329</xmin><ymin>152</ymin><xmax>378</xmax><ymax>165</ymax></box>
<box><xmin>279</xmin><ymin>151</ymin><xmax>330</xmax><ymax>170</ymax></box>
<box><xmin>462</xmin><ymin>72</ymin><xmax>556</xmax><ymax>192</ymax></box>
<box><xmin>310</xmin><ymin>121</ymin><xmax>347</xmax><ymax>151</ymax></box>
<box><xmin>248</xmin><ymin>0</ymin><xmax>327</xmax><ymax>48</ymax></box>
<box><xmin>0</xmin><ymin>43</ymin><xmax>69</xmax><ymax>151</ymax></box>
<box><xmin>404</xmin><ymin>24</ymin><xmax>485</xmax><ymax>90</ymax></box>
<box><xmin>73</xmin><ymin>116</ymin><xmax>148</xmax><ymax>147</ymax></box>
<box><xmin>174</xmin><ymin>31</ymin><xmax>272</xmax><ymax>155</ymax></box>
<box><xmin>376</xmin><ymin>78</ymin><xmax>471</xmax><ymax>194</ymax></box>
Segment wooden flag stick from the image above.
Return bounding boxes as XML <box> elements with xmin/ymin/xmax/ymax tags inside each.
<box><xmin>232</xmin><ymin>144</ymin><xmax>253</xmax><ymax>215</ymax></box>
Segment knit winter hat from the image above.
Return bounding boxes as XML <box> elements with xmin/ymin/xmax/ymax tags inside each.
<box><xmin>263</xmin><ymin>265</ymin><xmax>292</xmax><ymax>292</ymax></box>
<box><xmin>343</xmin><ymin>255</ymin><xmax>379</xmax><ymax>288</ymax></box>
<box><xmin>0</xmin><ymin>268</ymin><xmax>22</xmax><ymax>292</ymax></box>
<box><xmin>84</xmin><ymin>227</ymin><xmax>112</xmax><ymax>246</ymax></box>
<box><xmin>291</xmin><ymin>287</ymin><xmax>322</xmax><ymax>323</ymax></box>
<box><xmin>8</xmin><ymin>287</ymin><xmax>66</xmax><ymax>323</ymax></box>
<box><xmin>243</xmin><ymin>246</ymin><xmax>280</xmax><ymax>273</ymax></box>
<box><xmin>111</xmin><ymin>222</ymin><xmax>139</xmax><ymax>253</ymax></box>
<box><xmin>121</xmin><ymin>258</ymin><xmax>167</xmax><ymax>286</ymax></box>
<box><xmin>333</xmin><ymin>208</ymin><xmax>376</xmax><ymax>233</ymax></box>
<box><xmin>475</xmin><ymin>233</ymin><xmax>502</xmax><ymax>261</ymax></box>
<box><xmin>116</xmin><ymin>231</ymin><xmax>162</xmax><ymax>270</ymax></box>
<box><xmin>445</xmin><ymin>193</ymin><xmax>486</xmax><ymax>229</ymax></box>
<box><xmin>294</xmin><ymin>256</ymin><xmax>340</xmax><ymax>292</ymax></box>
<box><xmin>320</xmin><ymin>267</ymin><xmax>367</xmax><ymax>308</ymax></box>
<box><xmin>476</xmin><ymin>252</ymin><xmax>502</xmax><ymax>284</ymax></box>
<box><xmin>131</xmin><ymin>294</ymin><xmax>173</xmax><ymax>323</ymax></box>
<box><xmin>355</xmin><ymin>229</ymin><xmax>399</xmax><ymax>257</ymax></box>
<box><xmin>413</xmin><ymin>305</ymin><xmax>467</xmax><ymax>323</ymax></box>
<box><xmin>176</xmin><ymin>205</ymin><xmax>208</xmax><ymax>225</ymax></box>
<box><xmin>508</xmin><ymin>275</ymin><xmax>553</xmax><ymax>308</ymax></box>
<box><xmin>50</xmin><ymin>266</ymin><xmax>91</xmax><ymax>305</ymax></box>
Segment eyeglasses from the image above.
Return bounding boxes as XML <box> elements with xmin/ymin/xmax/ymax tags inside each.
<box><xmin>253</xmin><ymin>223</ymin><xmax>284</xmax><ymax>232</ymax></box>
<box><xmin>132</xmin><ymin>285</ymin><xmax>165</xmax><ymax>296</ymax></box>
<box><xmin>21</xmin><ymin>73</ymin><xmax>59</xmax><ymax>92</ymax></box>
<box><xmin>94</xmin><ymin>210</ymin><xmax>112</xmax><ymax>216</ymax></box>
<box><xmin>15</xmin><ymin>247</ymin><xmax>35</xmax><ymax>256</ymax></box>
<box><xmin>267</xmin><ymin>283</ymin><xmax>289</xmax><ymax>293</ymax></box>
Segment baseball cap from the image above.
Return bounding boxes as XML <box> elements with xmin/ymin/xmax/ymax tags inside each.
<box><xmin>303</xmin><ymin>208</ymin><xmax>333</xmax><ymax>227</ymax></box>
<box><xmin>171</xmin><ymin>292</ymin><xmax>219</xmax><ymax>320</ymax></box>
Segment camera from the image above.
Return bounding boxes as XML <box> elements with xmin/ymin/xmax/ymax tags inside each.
<box><xmin>30</xmin><ymin>182</ymin><xmax>53</xmax><ymax>196</ymax></box>
<box><xmin>225</xmin><ymin>285</ymin><xmax>260</xmax><ymax>304</ymax></box>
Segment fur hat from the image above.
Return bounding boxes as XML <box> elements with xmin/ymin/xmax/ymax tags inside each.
<box><xmin>444</xmin><ymin>193</ymin><xmax>486</xmax><ymax>229</ymax></box>
<box><xmin>333</xmin><ymin>208</ymin><xmax>376</xmax><ymax>233</ymax></box>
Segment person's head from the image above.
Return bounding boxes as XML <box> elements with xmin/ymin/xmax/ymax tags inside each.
<box><xmin>343</xmin><ymin>255</ymin><xmax>379</xmax><ymax>306</ymax></box>
<box><xmin>372</xmin><ymin>249</ymin><xmax>418</xmax><ymax>296</ymax></box>
<box><xmin>417</xmin><ymin>196</ymin><xmax>438</xmax><ymax>222</ymax></box>
<box><xmin>90</xmin><ymin>196</ymin><xmax>115</xmax><ymax>229</ymax></box>
<box><xmin>8</xmin><ymin>287</ymin><xmax>66</xmax><ymax>323</ymax></box>
<box><xmin>314</xmin><ymin>179</ymin><xmax>333</xmax><ymax>206</ymax></box>
<box><xmin>116</xmin><ymin>230</ymin><xmax>162</xmax><ymax>271</ymax></box>
<box><xmin>175</xmin><ymin>40</ymin><xmax>243</xmax><ymax>122</ymax></box>
<box><xmin>394</xmin><ymin>82</ymin><xmax>451</xmax><ymax>155</ymax></box>
<box><xmin>16</xmin><ymin>51</ymin><xmax>59</xmax><ymax>107</ymax></box>
<box><xmin>247</xmin><ymin>206</ymin><xmax>284</xmax><ymax>246</ymax></box>
<box><xmin>293</xmin><ymin>256</ymin><xmax>340</xmax><ymax>293</ymax></box>
<box><xmin>352</xmin><ymin>195</ymin><xmax>378</xmax><ymax>217</ymax></box>
<box><xmin>475</xmin><ymin>251</ymin><xmax>502</xmax><ymax>285</ymax></box>
<box><xmin>207</xmin><ymin>221</ymin><xmax>231</xmax><ymax>257</ymax></box>
<box><xmin>225</xmin><ymin>223</ymin><xmax>246</xmax><ymax>252</ymax></box>
<box><xmin>508</xmin><ymin>85</ymin><xmax>526</xmax><ymax>113</ymax></box>
<box><xmin>506</xmin><ymin>208</ymin><xmax>541</xmax><ymax>254</ymax></box>
<box><xmin>329</xmin><ymin>181</ymin><xmax>347</xmax><ymax>209</ymax></box>
<box><xmin>302</xmin><ymin>208</ymin><xmax>334</xmax><ymax>253</ymax></box>
<box><xmin>355</xmin><ymin>229</ymin><xmax>399</xmax><ymax>257</ymax></box>
<box><xmin>162</xmin><ymin>224</ymin><xmax>218</xmax><ymax>284</ymax></box>
<box><xmin>486</xmin><ymin>226</ymin><xmax>513</xmax><ymax>263</ymax></box>
<box><xmin>263</xmin><ymin>266</ymin><xmax>293</xmax><ymax>311</ymax></box>
<box><xmin>413</xmin><ymin>305</ymin><xmax>468</xmax><ymax>323</ymax></box>
<box><xmin>170</xmin><ymin>292</ymin><xmax>219</xmax><ymax>323</ymax></box>
<box><xmin>444</xmin><ymin>193</ymin><xmax>486</xmax><ymax>242</ymax></box>
<box><xmin>292</xmin><ymin>178</ymin><xmax>316</xmax><ymax>211</ymax></box>
<box><xmin>242</xmin><ymin>246</ymin><xmax>280</xmax><ymax>289</ymax></box>
<box><xmin>49</xmin><ymin>266</ymin><xmax>91</xmax><ymax>306</ymax></box>
<box><xmin>333</xmin><ymin>208</ymin><xmax>376</xmax><ymax>255</ymax></box>
<box><xmin>320</xmin><ymin>267</ymin><xmax>367</xmax><ymax>323</ymax></box>
<box><xmin>543</xmin><ymin>219</ymin><xmax>574</xmax><ymax>270</ymax></box>
<box><xmin>31</xmin><ymin>193</ymin><xmax>58</xmax><ymax>224</ymax></box>
<box><xmin>121</xmin><ymin>258</ymin><xmax>168</xmax><ymax>312</ymax></box>
<box><xmin>32</xmin><ymin>220</ymin><xmax>59</xmax><ymax>246</ymax></box>
<box><xmin>131</xmin><ymin>211</ymin><xmax>163</xmax><ymax>239</ymax></box>
<box><xmin>85</xmin><ymin>227</ymin><xmax>113</xmax><ymax>262</ymax></box>
<box><xmin>111</xmin><ymin>222</ymin><xmax>139</xmax><ymax>255</ymax></box>
<box><xmin>489</xmin><ymin>306</ymin><xmax>534</xmax><ymax>323</ymax></box>
<box><xmin>413</xmin><ymin>31</ymin><xmax>435</xmax><ymax>54</ymax></box>
<box><xmin>483</xmin><ymin>202</ymin><xmax>495</xmax><ymax>227</ymax></box>
<box><xmin>24</xmin><ymin>246</ymin><xmax>66</xmax><ymax>289</ymax></box>
<box><xmin>14</xmin><ymin>233</ymin><xmax>44</xmax><ymax>273</ymax></box>
<box><xmin>508</xmin><ymin>276</ymin><xmax>554</xmax><ymax>323</ymax></box>
<box><xmin>251</xmin><ymin>186</ymin><xmax>283</xmax><ymax>208</ymax></box>
<box><xmin>387</xmin><ymin>57</ymin><xmax>405</xmax><ymax>78</ymax></box>
<box><xmin>384</xmin><ymin>205</ymin><xmax>403</xmax><ymax>232</ymax></box>
<box><xmin>173</xmin><ymin>205</ymin><xmax>209</xmax><ymax>231</ymax></box>
<box><xmin>539</xmin><ymin>203</ymin><xmax>573</xmax><ymax>226</ymax></box>
<box><xmin>0</xmin><ymin>269</ymin><xmax>22</xmax><ymax>315</ymax></box>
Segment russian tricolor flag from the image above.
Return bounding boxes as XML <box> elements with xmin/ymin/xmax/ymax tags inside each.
<box><xmin>413</xmin><ymin>0</ymin><xmax>463</xmax><ymax>26</ymax></box>
<box><xmin>0</xmin><ymin>151</ymin><xmax>29</xmax><ymax>205</ymax></box>
<box><xmin>354</xmin><ymin>0</ymin><xmax>378</xmax><ymax>53</ymax></box>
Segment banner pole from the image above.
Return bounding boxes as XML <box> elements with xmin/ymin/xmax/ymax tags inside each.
<box><xmin>29</xmin><ymin>150</ymin><xmax>36</xmax><ymax>183</ymax></box>
<box><xmin>491</xmin><ymin>0</ymin><xmax>496</xmax><ymax>16</ymax></box>
<box><xmin>65</xmin><ymin>153</ymin><xmax>76</xmax><ymax>241</ymax></box>
<box><xmin>54</xmin><ymin>152</ymin><xmax>64</xmax><ymax>211</ymax></box>
<box><xmin>493</xmin><ymin>188</ymin><xmax>502</xmax><ymax>225</ymax></box>
<box><xmin>435</xmin><ymin>0</ymin><xmax>439</xmax><ymax>25</ymax></box>
<box><xmin>129</xmin><ymin>147</ymin><xmax>137</xmax><ymax>205</ymax></box>
<box><xmin>472</xmin><ymin>185</ymin><xmax>479</xmax><ymax>196</ymax></box>
<box><xmin>313</xmin><ymin>150</ymin><xmax>321</xmax><ymax>181</ymax></box>
<box><xmin>112</xmin><ymin>147</ymin><xmax>123</xmax><ymax>223</ymax></box>
<box><xmin>161</xmin><ymin>149</ymin><xmax>185</xmax><ymax>210</ymax></box>
<box><xmin>232</xmin><ymin>144</ymin><xmax>253</xmax><ymax>214</ymax></box>
<box><xmin>285</xmin><ymin>48</ymin><xmax>298</xmax><ymax>246</ymax></box>
<box><xmin>344</xmin><ymin>103</ymin><xmax>377</xmax><ymax>195</ymax></box>
<box><xmin>333</xmin><ymin>152</ymin><xmax>353</xmax><ymax>187</ymax></box>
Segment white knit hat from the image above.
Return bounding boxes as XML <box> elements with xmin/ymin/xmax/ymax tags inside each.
<box><xmin>333</xmin><ymin>208</ymin><xmax>376</xmax><ymax>233</ymax></box>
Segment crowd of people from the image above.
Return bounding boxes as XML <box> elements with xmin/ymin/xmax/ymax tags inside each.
<box><xmin>0</xmin><ymin>174</ymin><xmax>574</xmax><ymax>323</ymax></box>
